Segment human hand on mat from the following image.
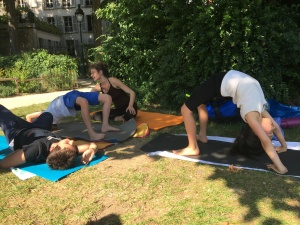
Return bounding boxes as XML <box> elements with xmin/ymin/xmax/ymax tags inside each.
<box><xmin>81</xmin><ymin>148</ymin><xmax>97</xmax><ymax>165</ymax></box>
<box><xmin>274</xmin><ymin>146</ymin><xmax>287</xmax><ymax>153</ymax></box>
<box><xmin>267</xmin><ymin>164</ymin><xmax>288</xmax><ymax>174</ymax></box>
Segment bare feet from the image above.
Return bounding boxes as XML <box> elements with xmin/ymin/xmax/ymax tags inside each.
<box><xmin>197</xmin><ymin>134</ymin><xmax>208</xmax><ymax>143</ymax></box>
<box><xmin>172</xmin><ymin>147</ymin><xmax>200</xmax><ymax>156</ymax></box>
<box><xmin>89</xmin><ymin>132</ymin><xmax>105</xmax><ymax>141</ymax></box>
<box><xmin>101</xmin><ymin>125</ymin><xmax>119</xmax><ymax>132</ymax></box>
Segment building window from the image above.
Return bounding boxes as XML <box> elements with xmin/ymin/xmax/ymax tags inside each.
<box><xmin>62</xmin><ymin>0</ymin><xmax>72</xmax><ymax>8</ymax></box>
<box><xmin>44</xmin><ymin>0</ymin><xmax>54</xmax><ymax>9</ymax></box>
<box><xmin>85</xmin><ymin>0</ymin><xmax>92</xmax><ymax>6</ymax></box>
<box><xmin>18</xmin><ymin>0</ymin><xmax>26</xmax><ymax>7</ymax></box>
<box><xmin>47</xmin><ymin>17</ymin><xmax>55</xmax><ymax>26</ymax></box>
<box><xmin>86</xmin><ymin>15</ymin><xmax>92</xmax><ymax>32</ymax></box>
<box><xmin>64</xmin><ymin>16</ymin><xmax>73</xmax><ymax>32</ymax></box>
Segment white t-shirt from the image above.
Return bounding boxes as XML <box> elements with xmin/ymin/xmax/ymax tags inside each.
<box><xmin>44</xmin><ymin>96</ymin><xmax>76</xmax><ymax>124</ymax></box>
<box><xmin>220</xmin><ymin>70</ymin><xmax>267</xmax><ymax>122</ymax></box>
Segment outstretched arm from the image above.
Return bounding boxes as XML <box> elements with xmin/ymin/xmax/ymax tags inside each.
<box><xmin>246</xmin><ymin>111</ymin><xmax>288</xmax><ymax>174</ymax></box>
<box><xmin>0</xmin><ymin>149</ymin><xmax>26</xmax><ymax>169</ymax></box>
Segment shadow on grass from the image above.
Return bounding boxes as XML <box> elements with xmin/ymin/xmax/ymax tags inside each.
<box><xmin>86</xmin><ymin>213</ymin><xmax>122</xmax><ymax>225</ymax></box>
<box><xmin>207</xmin><ymin>167</ymin><xmax>300</xmax><ymax>223</ymax></box>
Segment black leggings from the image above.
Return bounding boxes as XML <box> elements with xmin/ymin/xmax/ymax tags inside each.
<box><xmin>184</xmin><ymin>72</ymin><xmax>227</xmax><ymax>111</ymax></box>
<box><xmin>93</xmin><ymin>102</ymin><xmax>138</xmax><ymax>122</ymax></box>
<box><xmin>0</xmin><ymin>104</ymin><xmax>53</xmax><ymax>145</ymax></box>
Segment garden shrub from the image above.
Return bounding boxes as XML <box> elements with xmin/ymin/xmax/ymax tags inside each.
<box><xmin>0</xmin><ymin>50</ymin><xmax>78</xmax><ymax>95</ymax></box>
<box><xmin>94</xmin><ymin>0</ymin><xmax>300</xmax><ymax>109</ymax></box>
<box><xmin>0</xmin><ymin>85</ymin><xmax>15</xmax><ymax>98</ymax></box>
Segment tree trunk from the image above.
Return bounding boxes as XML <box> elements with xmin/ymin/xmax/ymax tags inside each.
<box><xmin>3</xmin><ymin>0</ymin><xmax>19</xmax><ymax>55</ymax></box>
<box><xmin>92</xmin><ymin>1</ymin><xmax>102</xmax><ymax>47</ymax></box>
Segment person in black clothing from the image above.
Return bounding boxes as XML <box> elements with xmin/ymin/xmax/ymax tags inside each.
<box><xmin>0</xmin><ymin>104</ymin><xmax>100</xmax><ymax>170</ymax></box>
<box><xmin>90</xmin><ymin>62</ymin><xmax>138</xmax><ymax>122</ymax></box>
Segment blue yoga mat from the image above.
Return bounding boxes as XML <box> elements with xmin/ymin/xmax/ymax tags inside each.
<box><xmin>0</xmin><ymin>136</ymin><xmax>109</xmax><ymax>182</ymax></box>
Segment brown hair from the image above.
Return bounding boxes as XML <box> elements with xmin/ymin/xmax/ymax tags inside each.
<box><xmin>89</xmin><ymin>62</ymin><xmax>109</xmax><ymax>77</ymax></box>
<box><xmin>230</xmin><ymin>123</ymin><xmax>264</xmax><ymax>157</ymax></box>
<box><xmin>46</xmin><ymin>146</ymin><xmax>78</xmax><ymax>170</ymax></box>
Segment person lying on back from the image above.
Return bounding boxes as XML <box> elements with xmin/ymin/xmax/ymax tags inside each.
<box><xmin>0</xmin><ymin>104</ymin><xmax>100</xmax><ymax>170</ymax></box>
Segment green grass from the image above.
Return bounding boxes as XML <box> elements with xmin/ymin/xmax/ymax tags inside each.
<box><xmin>1</xmin><ymin>103</ymin><xmax>300</xmax><ymax>225</ymax></box>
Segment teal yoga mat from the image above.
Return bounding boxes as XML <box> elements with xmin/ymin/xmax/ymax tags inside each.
<box><xmin>0</xmin><ymin>136</ymin><xmax>109</xmax><ymax>182</ymax></box>
<box><xmin>53</xmin><ymin>118</ymin><xmax>137</xmax><ymax>143</ymax></box>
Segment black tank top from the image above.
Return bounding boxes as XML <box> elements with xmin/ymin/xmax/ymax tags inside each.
<box><xmin>102</xmin><ymin>78</ymin><xmax>130</xmax><ymax>109</ymax></box>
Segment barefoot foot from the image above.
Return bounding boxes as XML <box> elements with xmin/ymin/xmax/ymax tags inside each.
<box><xmin>197</xmin><ymin>134</ymin><xmax>208</xmax><ymax>143</ymax></box>
<box><xmin>172</xmin><ymin>147</ymin><xmax>200</xmax><ymax>156</ymax></box>
<box><xmin>101</xmin><ymin>125</ymin><xmax>119</xmax><ymax>132</ymax></box>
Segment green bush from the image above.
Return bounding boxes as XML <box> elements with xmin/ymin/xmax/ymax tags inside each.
<box><xmin>94</xmin><ymin>0</ymin><xmax>300</xmax><ymax>109</ymax></box>
<box><xmin>0</xmin><ymin>50</ymin><xmax>78</xmax><ymax>94</ymax></box>
<box><xmin>0</xmin><ymin>85</ymin><xmax>16</xmax><ymax>98</ymax></box>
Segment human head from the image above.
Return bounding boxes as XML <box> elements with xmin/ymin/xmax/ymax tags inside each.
<box><xmin>230</xmin><ymin>123</ymin><xmax>264</xmax><ymax>156</ymax></box>
<box><xmin>90</xmin><ymin>62</ymin><xmax>109</xmax><ymax>81</ymax></box>
<box><xmin>47</xmin><ymin>139</ymin><xmax>78</xmax><ymax>170</ymax></box>
<box><xmin>261</xmin><ymin>118</ymin><xmax>275</xmax><ymax>140</ymax></box>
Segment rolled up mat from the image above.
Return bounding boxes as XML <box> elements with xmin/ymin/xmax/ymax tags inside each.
<box><xmin>280</xmin><ymin>118</ymin><xmax>300</xmax><ymax>128</ymax></box>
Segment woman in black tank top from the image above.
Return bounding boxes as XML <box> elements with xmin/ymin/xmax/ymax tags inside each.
<box><xmin>90</xmin><ymin>62</ymin><xmax>138</xmax><ymax>122</ymax></box>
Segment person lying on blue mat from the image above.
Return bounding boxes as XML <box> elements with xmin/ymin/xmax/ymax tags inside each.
<box><xmin>25</xmin><ymin>90</ymin><xmax>118</xmax><ymax>141</ymax></box>
<box><xmin>0</xmin><ymin>104</ymin><xmax>100</xmax><ymax>170</ymax></box>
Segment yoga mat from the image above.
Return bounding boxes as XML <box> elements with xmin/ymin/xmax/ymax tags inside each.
<box><xmin>140</xmin><ymin>133</ymin><xmax>300</xmax><ymax>178</ymax></box>
<box><xmin>53</xmin><ymin>118</ymin><xmax>137</xmax><ymax>143</ymax></box>
<box><xmin>135</xmin><ymin>110</ymin><xmax>183</xmax><ymax>130</ymax></box>
<box><xmin>0</xmin><ymin>136</ymin><xmax>110</xmax><ymax>182</ymax></box>
<box><xmin>90</xmin><ymin>110</ymin><xmax>183</xmax><ymax>130</ymax></box>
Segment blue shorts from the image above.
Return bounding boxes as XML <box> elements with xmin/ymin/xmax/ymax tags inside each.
<box><xmin>63</xmin><ymin>90</ymin><xmax>99</xmax><ymax>110</ymax></box>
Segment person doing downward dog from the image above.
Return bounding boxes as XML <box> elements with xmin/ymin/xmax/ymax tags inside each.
<box><xmin>173</xmin><ymin>70</ymin><xmax>288</xmax><ymax>174</ymax></box>
<box><xmin>90</xmin><ymin>62</ymin><xmax>138</xmax><ymax>122</ymax></box>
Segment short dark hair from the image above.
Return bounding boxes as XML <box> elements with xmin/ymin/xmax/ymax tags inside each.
<box><xmin>89</xmin><ymin>62</ymin><xmax>109</xmax><ymax>77</ymax></box>
<box><xmin>230</xmin><ymin>123</ymin><xmax>264</xmax><ymax>157</ymax></box>
<box><xmin>46</xmin><ymin>146</ymin><xmax>78</xmax><ymax>170</ymax></box>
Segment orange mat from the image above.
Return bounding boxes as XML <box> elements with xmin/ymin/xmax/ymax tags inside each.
<box><xmin>90</xmin><ymin>110</ymin><xmax>183</xmax><ymax>131</ymax></box>
<box><xmin>135</xmin><ymin>110</ymin><xmax>183</xmax><ymax>130</ymax></box>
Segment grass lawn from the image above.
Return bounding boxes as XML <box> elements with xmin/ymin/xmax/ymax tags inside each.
<box><xmin>0</xmin><ymin>103</ymin><xmax>300</xmax><ymax>225</ymax></box>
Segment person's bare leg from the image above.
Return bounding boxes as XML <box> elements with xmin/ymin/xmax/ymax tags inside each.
<box><xmin>197</xmin><ymin>104</ymin><xmax>208</xmax><ymax>143</ymax></box>
<box><xmin>172</xmin><ymin>104</ymin><xmax>200</xmax><ymax>155</ymax></box>
<box><xmin>76</xmin><ymin>97</ymin><xmax>105</xmax><ymax>140</ymax></box>
<box><xmin>98</xmin><ymin>94</ymin><xmax>119</xmax><ymax>132</ymax></box>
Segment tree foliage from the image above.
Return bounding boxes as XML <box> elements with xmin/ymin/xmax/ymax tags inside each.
<box><xmin>93</xmin><ymin>0</ymin><xmax>300</xmax><ymax>109</ymax></box>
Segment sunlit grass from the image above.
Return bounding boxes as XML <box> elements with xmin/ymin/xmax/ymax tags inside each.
<box><xmin>0</xmin><ymin>103</ymin><xmax>300</xmax><ymax>224</ymax></box>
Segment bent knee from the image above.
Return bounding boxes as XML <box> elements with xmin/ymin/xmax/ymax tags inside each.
<box><xmin>98</xmin><ymin>94</ymin><xmax>112</xmax><ymax>103</ymax></box>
